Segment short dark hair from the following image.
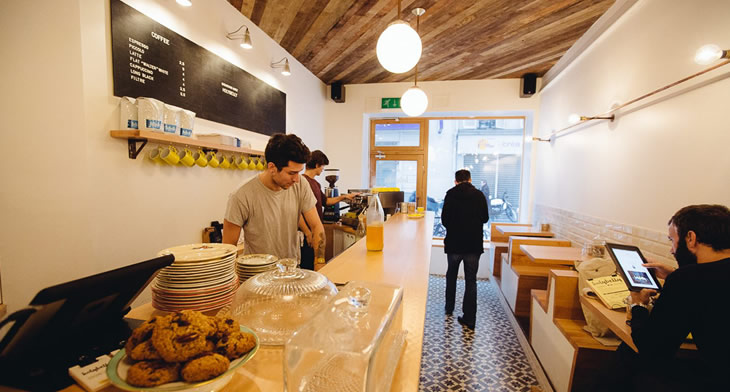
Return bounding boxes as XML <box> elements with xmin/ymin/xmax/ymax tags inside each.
<box><xmin>264</xmin><ymin>133</ymin><xmax>310</xmax><ymax>171</ymax></box>
<box><xmin>455</xmin><ymin>169</ymin><xmax>471</xmax><ymax>183</ymax></box>
<box><xmin>306</xmin><ymin>150</ymin><xmax>329</xmax><ymax>169</ymax></box>
<box><xmin>668</xmin><ymin>204</ymin><xmax>730</xmax><ymax>251</ymax></box>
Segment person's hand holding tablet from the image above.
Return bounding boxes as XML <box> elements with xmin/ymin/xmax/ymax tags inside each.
<box><xmin>642</xmin><ymin>261</ymin><xmax>676</xmax><ymax>280</ymax></box>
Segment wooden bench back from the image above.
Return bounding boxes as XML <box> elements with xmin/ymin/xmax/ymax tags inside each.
<box><xmin>547</xmin><ymin>269</ymin><xmax>584</xmax><ymax>320</ymax></box>
<box><xmin>490</xmin><ymin>223</ymin><xmax>532</xmax><ymax>243</ymax></box>
<box><xmin>508</xmin><ymin>236</ymin><xmax>571</xmax><ymax>266</ymax></box>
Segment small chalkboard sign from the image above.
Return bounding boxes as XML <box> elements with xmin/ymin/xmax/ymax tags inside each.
<box><xmin>110</xmin><ymin>0</ymin><xmax>285</xmax><ymax>135</ymax></box>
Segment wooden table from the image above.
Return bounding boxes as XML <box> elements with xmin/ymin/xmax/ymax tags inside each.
<box><xmin>520</xmin><ymin>245</ymin><xmax>582</xmax><ymax>265</ymax></box>
<box><xmin>579</xmin><ymin>296</ymin><xmax>696</xmax><ymax>353</ymax></box>
<box><xmin>64</xmin><ymin>212</ymin><xmax>434</xmax><ymax>392</ymax></box>
<box><xmin>495</xmin><ymin>225</ymin><xmax>554</xmax><ymax>238</ymax></box>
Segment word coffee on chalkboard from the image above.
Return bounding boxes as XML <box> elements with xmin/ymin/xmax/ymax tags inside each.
<box><xmin>110</xmin><ymin>0</ymin><xmax>285</xmax><ymax>136</ymax></box>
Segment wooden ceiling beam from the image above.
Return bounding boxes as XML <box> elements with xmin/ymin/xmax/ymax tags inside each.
<box><xmin>226</xmin><ymin>0</ymin><xmax>616</xmax><ymax>84</ymax></box>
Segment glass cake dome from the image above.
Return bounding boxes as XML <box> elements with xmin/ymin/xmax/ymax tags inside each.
<box><xmin>222</xmin><ymin>258</ymin><xmax>337</xmax><ymax>346</ymax></box>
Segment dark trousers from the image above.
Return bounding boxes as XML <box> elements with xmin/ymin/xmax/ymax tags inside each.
<box><xmin>445</xmin><ymin>253</ymin><xmax>480</xmax><ymax>323</ymax></box>
<box><xmin>300</xmin><ymin>243</ymin><xmax>314</xmax><ymax>270</ymax></box>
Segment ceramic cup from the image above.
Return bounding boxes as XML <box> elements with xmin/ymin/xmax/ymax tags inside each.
<box><xmin>256</xmin><ymin>158</ymin><xmax>264</xmax><ymax>171</ymax></box>
<box><xmin>147</xmin><ymin>147</ymin><xmax>165</xmax><ymax>164</ymax></box>
<box><xmin>193</xmin><ymin>149</ymin><xmax>208</xmax><ymax>167</ymax></box>
<box><xmin>235</xmin><ymin>155</ymin><xmax>247</xmax><ymax>170</ymax></box>
<box><xmin>206</xmin><ymin>151</ymin><xmax>220</xmax><ymax>168</ymax></box>
<box><xmin>417</xmin><ymin>206</ymin><xmax>425</xmax><ymax>214</ymax></box>
<box><xmin>179</xmin><ymin>148</ymin><xmax>195</xmax><ymax>167</ymax></box>
<box><xmin>219</xmin><ymin>155</ymin><xmax>231</xmax><ymax>169</ymax></box>
<box><xmin>248</xmin><ymin>157</ymin><xmax>257</xmax><ymax>170</ymax></box>
<box><xmin>226</xmin><ymin>156</ymin><xmax>237</xmax><ymax>169</ymax></box>
<box><xmin>160</xmin><ymin>146</ymin><xmax>180</xmax><ymax>165</ymax></box>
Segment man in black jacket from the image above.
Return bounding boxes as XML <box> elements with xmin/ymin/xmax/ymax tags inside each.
<box><xmin>441</xmin><ymin>169</ymin><xmax>489</xmax><ymax>330</ymax></box>
<box><xmin>621</xmin><ymin>204</ymin><xmax>730</xmax><ymax>391</ymax></box>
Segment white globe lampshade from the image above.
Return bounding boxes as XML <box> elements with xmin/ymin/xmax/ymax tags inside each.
<box><xmin>401</xmin><ymin>86</ymin><xmax>428</xmax><ymax>117</ymax></box>
<box><xmin>376</xmin><ymin>21</ymin><xmax>422</xmax><ymax>73</ymax></box>
<box><xmin>694</xmin><ymin>44</ymin><xmax>723</xmax><ymax>65</ymax></box>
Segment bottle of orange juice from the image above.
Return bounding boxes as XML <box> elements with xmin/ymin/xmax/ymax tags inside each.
<box><xmin>366</xmin><ymin>193</ymin><xmax>384</xmax><ymax>251</ymax></box>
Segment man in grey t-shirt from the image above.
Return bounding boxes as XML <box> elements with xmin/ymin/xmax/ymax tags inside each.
<box><xmin>223</xmin><ymin>134</ymin><xmax>323</xmax><ymax>262</ymax></box>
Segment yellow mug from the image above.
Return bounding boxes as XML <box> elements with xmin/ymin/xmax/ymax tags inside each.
<box><xmin>206</xmin><ymin>151</ymin><xmax>220</xmax><ymax>168</ymax></box>
<box><xmin>235</xmin><ymin>155</ymin><xmax>247</xmax><ymax>170</ymax></box>
<box><xmin>247</xmin><ymin>157</ymin><xmax>257</xmax><ymax>170</ymax></box>
<box><xmin>219</xmin><ymin>155</ymin><xmax>231</xmax><ymax>169</ymax></box>
<box><xmin>179</xmin><ymin>148</ymin><xmax>195</xmax><ymax>167</ymax></box>
<box><xmin>193</xmin><ymin>149</ymin><xmax>208</xmax><ymax>167</ymax></box>
<box><xmin>160</xmin><ymin>146</ymin><xmax>180</xmax><ymax>165</ymax></box>
<box><xmin>417</xmin><ymin>206</ymin><xmax>425</xmax><ymax>214</ymax></box>
<box><xmin>256</xmin><ymin>158</ymin><xmax>264</xmax><ymax>171</ymax></box>
<box><xmin>227</xmin><ymin>156</ymin><xmax>237</xmax><ymax>169</ymax></box>
<box><xmin>148</xmin><ymin>147</ymin><xmax>165</xmax><ymax>164</ymax></box>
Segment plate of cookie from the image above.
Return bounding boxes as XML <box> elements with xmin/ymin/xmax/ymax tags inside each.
<box><xmin>107</xmin><ymin>310</ymin><xmax>259</xmax><ymax>392</ymax></box>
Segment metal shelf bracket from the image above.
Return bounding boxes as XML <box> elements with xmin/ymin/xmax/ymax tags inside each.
<box><xmin>127</xmin><ymin>138</ymin><xmax>148</xmax><ymax>159</ymax></box>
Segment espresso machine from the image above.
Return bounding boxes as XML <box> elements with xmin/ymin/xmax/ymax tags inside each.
<box><xmin>323</xmin><ymin>169</ymin><xmax>340</xmax><ymax>222</ymax></box>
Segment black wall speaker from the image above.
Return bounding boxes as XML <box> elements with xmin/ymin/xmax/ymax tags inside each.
<box><xmin>331</xmin><ymin>82</ymin><xmax>345</xmax><ymax>103</ymax></box>
<box><xmin>520</xmin><ymin>73</ymin><xmax>537</xmax><ymax>97</ymax></box>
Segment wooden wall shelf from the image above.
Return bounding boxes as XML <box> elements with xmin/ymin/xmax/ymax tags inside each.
<box><xmin>110</xmin><ymin>130</ymin><xmax>264</xmax><ymax>159</ymax></box>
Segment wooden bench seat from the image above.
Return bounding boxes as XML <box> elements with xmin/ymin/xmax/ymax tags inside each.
<box><xmin>554</xmin><ymin>318</ymin><xmax>616</xmax><ymax>352</ymax></box>
<box><xmin>500</xmin><ymin>258</ymin><xmax>572</xmax><ymax>317</ymax></box>
<box><xmin>530</xmin><ymin>269</ymin><xmax>618</xmax><ymax>392</ymax></box>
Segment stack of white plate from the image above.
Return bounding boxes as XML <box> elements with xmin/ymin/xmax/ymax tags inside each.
<box><xmin>152</xmin><ymin>243</ymin><xmax>238</xmax><ymax>312</ymax></box>
<box><xmin>236</xmin><ymin>254</ymin><xmax>278</xmax><ymax>282</ymax></box>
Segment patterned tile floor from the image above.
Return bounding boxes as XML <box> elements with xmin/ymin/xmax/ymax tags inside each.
<box><xmin>419</xmin><ymin>275</ymin><xmax>552</xmax><ymax>392</ymax></box>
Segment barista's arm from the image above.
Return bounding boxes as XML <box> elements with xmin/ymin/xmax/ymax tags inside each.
<box><xmin>298</xmin><ymin>215</ymin><xmax>313</xmax><ymax>246</ymax></box>
<box><xmin>325</xmin><ymin>193</ymin><xmax>359</xmax><ymax>206</ymax></box>
<box><xmin>303</xmin><ymin>207</ymin><xmax>325</xmax><ymax>263</ymax></box>
<box><xmin>222</xmin><ymin>219</ymin><xmax>242</xmax><ymax>246</ymax></box>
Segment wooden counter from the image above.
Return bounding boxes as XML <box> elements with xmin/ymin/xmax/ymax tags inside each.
<box><xmin>579</xmin><ymin>295</ymin><xmax>696</xmax><ymax>353</ymax></box>
<box><xmin>520</xmin><ymin>245</ymin><xmax>582</xmax><ymax>265</ymax></box>
<box><xmin>70</xmin><ymin>212</ymin><xmax>434</xmax><ymax>392</ymax></box>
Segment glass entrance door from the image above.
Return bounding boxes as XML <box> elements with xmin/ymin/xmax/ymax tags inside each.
<box><xmin>369</xmin><ymin>154</ymin><xmax>425</xmax><ymax>207</ymax></box>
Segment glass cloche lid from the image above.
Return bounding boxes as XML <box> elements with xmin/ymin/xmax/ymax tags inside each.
<box><xmin>222</xmin><ymin>258</ymin><xmax>337</xmax><ymax>346</ymax></box>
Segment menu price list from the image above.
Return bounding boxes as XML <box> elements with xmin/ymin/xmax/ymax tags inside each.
<box><xmin>110</xmin><ymin>0</ymin><xmax>285</xmax><ymax>136</ymax></box>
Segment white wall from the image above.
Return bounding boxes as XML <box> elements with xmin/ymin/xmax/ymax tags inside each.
<box><xmin>322</xmin><ymin>80</ymin><xmax>542</xmax><ymax>210</ymax></box>
<box><xmin>0</xmin><ymin>0</ymin><xmax>326</xmax><ymax>311</ymax></box>
<box><xmin>534</xmin><ymin>0</ymin><xmax>730</xmax><ymax>235</ymax></box>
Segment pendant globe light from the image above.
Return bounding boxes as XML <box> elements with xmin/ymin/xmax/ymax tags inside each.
<box><xmin>400</xmin><ymin>8</ymin><xmax>428</xmax><ymax>117</ymax></box>
<box><xmin>376</xmin><ymin>0</ymin><xmax>422</xmax><ymax>73</ymax></box>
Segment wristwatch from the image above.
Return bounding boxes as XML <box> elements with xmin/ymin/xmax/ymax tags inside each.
<box><xmin>630</xmin><ymin>302</ymin><xmax>649</xmax><ymax>310</ymax></box>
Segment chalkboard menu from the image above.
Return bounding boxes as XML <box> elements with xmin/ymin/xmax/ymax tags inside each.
<box><xmin>110</xmin><ymin>0</ymin><xmax>285</xmax><ymax>135</ymax></box>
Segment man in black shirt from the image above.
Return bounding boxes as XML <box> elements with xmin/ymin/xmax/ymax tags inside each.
<box><xmin>441</xmin><ymin>169</ymin><xmax>489</xmax><ymax>330</ymax></box>
<box><xmin>623</xmin><ymin>204</ymin><xmax>730</xmax><ymax>391</ymax></box>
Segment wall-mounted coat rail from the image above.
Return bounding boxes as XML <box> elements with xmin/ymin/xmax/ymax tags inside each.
<box><xmin>110</xmin><ymin>130</ymin><xmax>263</xmax><ymax>159</ymax></box>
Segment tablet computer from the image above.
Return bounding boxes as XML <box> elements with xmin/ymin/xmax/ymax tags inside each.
<box><xmin>604</xmin><ymin>242</ymin><xmax>661</xmax><ymax>292</ymax></box>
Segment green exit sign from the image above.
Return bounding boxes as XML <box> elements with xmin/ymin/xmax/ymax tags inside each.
<box><xmin>381</xmin><ymin>97</ymin><xmax>401</xmax><ymax>109</ymax></box>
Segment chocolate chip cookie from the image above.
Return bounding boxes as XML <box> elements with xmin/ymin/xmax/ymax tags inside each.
<box><xmin>124</xmin><ymin>316</ymin><xmax>168</xmax><ymax>355</ymax></box>
<box><xmin>215</xmin><ymin>331</ymin><xmax>256</xmax><ymax>360</ymax></box>
<box><xmin>126</xmin><ymin>361</ymin><xmax>181</xmax><ymax>387</ymax></box>
<box><xmin>151</xmin><ymin>310</ymin><xmax>214</xmax><ymax>362</ymax></box>
<box><xmin>180</xmin><ymin>353</ymin><xmax>230</xmax><ymax>382</ymax></box>
<box><xmin>128</xmin><ymin>340</ymin><xmax>161</xmax><ymax>361</ymax></box>
<box><xmin>211</xmin><ymin>316</ymin><xmax>239</xmax><ymax>339</ymax></box>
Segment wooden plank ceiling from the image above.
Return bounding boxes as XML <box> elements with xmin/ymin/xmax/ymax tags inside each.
<box><xmin>227</xmin><ymin>0</ymin><xmax>615</xmax><ymax>85</ymax></box>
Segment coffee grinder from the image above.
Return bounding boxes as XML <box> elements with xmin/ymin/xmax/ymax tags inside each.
<box><xmin>323</xmin><ymin>169</ymin><xmax>340</xmax><ymax>222</ymax></box>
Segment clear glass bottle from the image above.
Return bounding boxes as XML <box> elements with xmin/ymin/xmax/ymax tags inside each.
<box><xmin>366</xmin><ymin>194</ymin><xmax>384</xmax><ymax>251</ymax></box>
